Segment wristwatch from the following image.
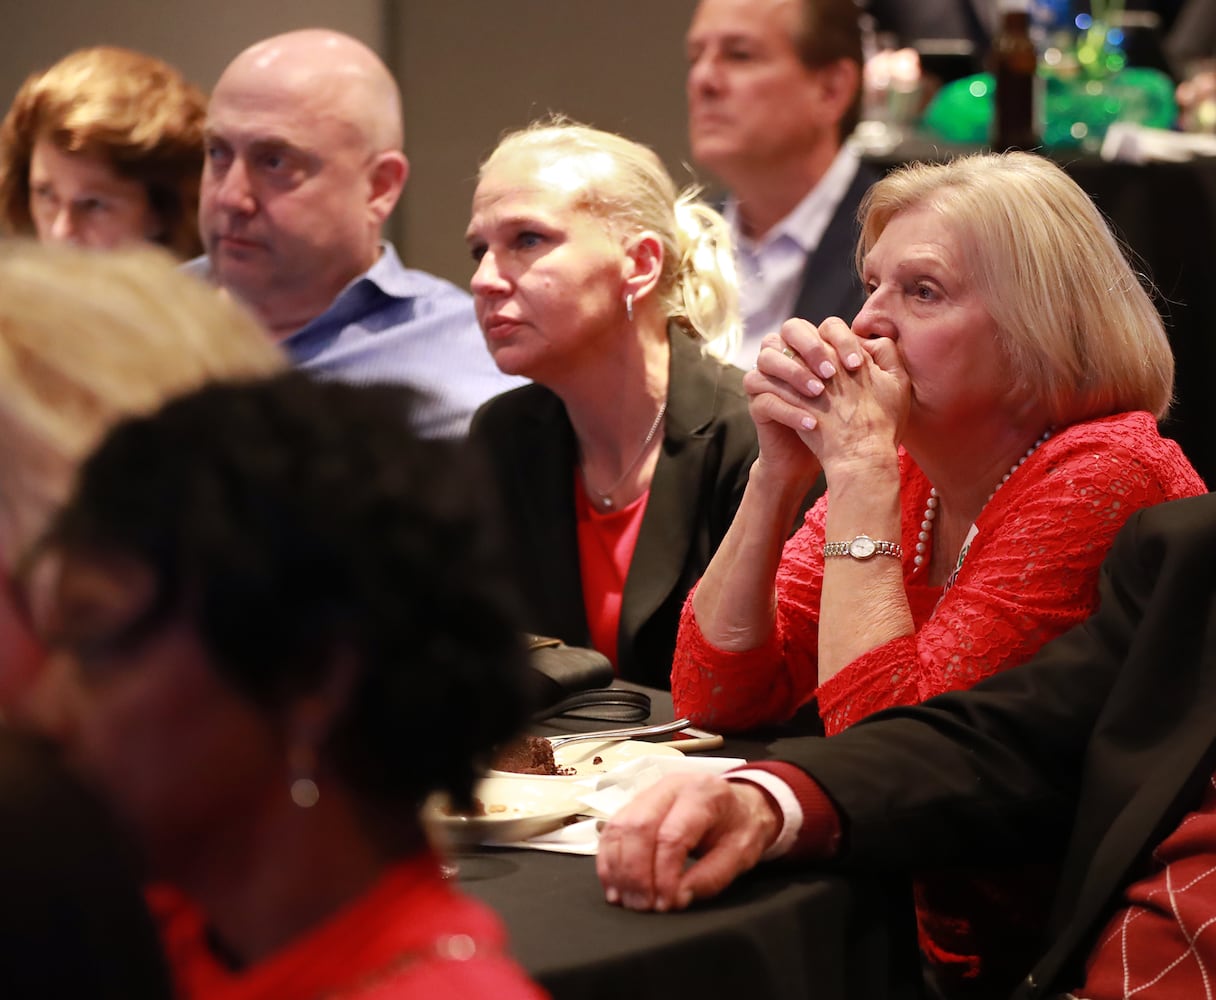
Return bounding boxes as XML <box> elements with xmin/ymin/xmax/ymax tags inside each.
<box><xmin>822</xmin><ymin>535</ymin><xmax>902</xmax><ymax>561</ymax></box>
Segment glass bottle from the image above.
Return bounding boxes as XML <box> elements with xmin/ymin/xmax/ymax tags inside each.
<box><xmin>991</xmin><ymin>0</ymin><xmax>1040</xmax><ymax>150</ymax></box>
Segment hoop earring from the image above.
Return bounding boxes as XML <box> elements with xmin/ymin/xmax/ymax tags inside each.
<box><xmin>288</xmin><ymin>744</ymin><xmax>320</xmax><ymax>809</ymax></box>
<box><xmin>625</xmin><ymin>293</ymin><xmax>634</xmax><ymax>322</ymax></box>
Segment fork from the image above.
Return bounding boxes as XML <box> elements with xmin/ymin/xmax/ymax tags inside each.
<box><xmin>547</xmin><ymin>718</ymin><xmax>692</xmax><ymax>749</ymax></box>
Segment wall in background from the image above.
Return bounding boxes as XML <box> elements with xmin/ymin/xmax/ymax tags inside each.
<box><xmin>0</xmin><ymin>0</ymin><xmax>385</xmax><ymax>96</ymax></box>
<box><xmin>0</xmin><ymin>0</ymin><xmax>700</xmax><ymax>285</ymax></box>
<box><xmin>393</xmin><ymin>0</ymin><xmax>699</xmax><ymax>285</ymax></box>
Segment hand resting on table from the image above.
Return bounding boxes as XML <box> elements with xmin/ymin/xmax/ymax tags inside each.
<box><xmin>596</xmin><ymin>772</ymin><xmax>781</xmax><ymax>912</ymax></box>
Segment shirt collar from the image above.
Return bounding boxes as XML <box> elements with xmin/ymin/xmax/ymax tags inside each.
<box><xmin>724</xmin><ymin>145</ymin><xmax>861</xmax><ymax>255</ymax></box>
<box><xmin>284</xmin><ymin>241</ymin><xmax>420</xmax><ymax>345</ymax></box>
<box><xmin>344</xmin><ymin>241</ymin><xmax>424</xmax><ymax>301</ymax></box>
<box><xmin>184</xmin><ymin>241</ymin><xmax>426</xmax><ymax>308</ymax></box>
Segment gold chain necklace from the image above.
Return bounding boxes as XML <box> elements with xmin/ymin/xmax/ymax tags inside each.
<box><xmin>582</xmin><ymin>400</ymin><xmax>668</xmax><ymax>511</ymax></box>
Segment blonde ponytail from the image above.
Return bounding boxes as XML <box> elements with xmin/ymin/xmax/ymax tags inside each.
<box><xmin>667</xmin><ymin>190</ymin><xmax>739</xmax><ymax>360</ymax></box>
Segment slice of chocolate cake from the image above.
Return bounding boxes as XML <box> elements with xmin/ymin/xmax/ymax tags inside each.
<box><xmin>493</xmin><ymin>735</ymin><xmax>575</xmax><ymax>775</ymax></box>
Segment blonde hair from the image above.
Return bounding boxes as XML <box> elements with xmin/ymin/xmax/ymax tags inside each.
<box><xmin>0</xmin><ymin>46</ymin><xmax>207</xmax><ymax>258</ymax></box>
<box><xmin>0</xmin><ymin>241</ymin><xmax>285</xmax><ymax>567</ymax></box>
<box><xmin>480</xmin><ymin>119</ymin><xmax>740</xmax><ymax>358</ymax></box>
<box><xmin>857</xmin><ymin>152</ymin><xmax>1173</xmax><ymax>424</ymax></box>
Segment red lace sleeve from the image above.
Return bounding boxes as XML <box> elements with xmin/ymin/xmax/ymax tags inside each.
<box><xmin>815</xmin><ymin>412</ymin><xmax>1205</xmax><ymax>734</ymax></box>
<box><xmin>671</xmin><ymin>494</ymin><xmax>830</xmax><ymax>732</ymax></box>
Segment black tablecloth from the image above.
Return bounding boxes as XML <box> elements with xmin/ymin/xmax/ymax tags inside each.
<box><xmin>459</xmin><ymin>687</ymin><xmax>920</xmax><ymax>1000</ymax></box>
<box><xmin>865</xmin><ymin>141</ymin><xmax>1216</xmax><ymax>489</ymax></box>
<box><xmin>462</xmin><ymin>849</ymin><xmax>909</xmax><ymax>1000</ymax></box>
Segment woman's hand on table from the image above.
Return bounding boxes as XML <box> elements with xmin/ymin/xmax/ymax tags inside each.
<box><xmin>596</xmin><ymin>772</ymin><xmax>780</xmax><ymax>912</ymax></box>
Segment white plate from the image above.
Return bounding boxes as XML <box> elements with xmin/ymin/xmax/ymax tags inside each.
<box><xmin>426</xmin><ymin>776</ymin><xmax>583</xmax><ymax>848</ymax></box>
<box><xmin>490</xmin><ymin>738</ymin><xmax>684</xmax><ymax>779</ymax></box>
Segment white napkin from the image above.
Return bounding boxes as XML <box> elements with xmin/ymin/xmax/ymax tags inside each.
<box><xmin>1101</xmin><ymin>122</ymin><xmax>1216</xmax><ymax>163</ymax></box>
<box><xmin>486</xmin><ymin>754</ymin><xmax>746</xmax><ymax>855</ymax></box>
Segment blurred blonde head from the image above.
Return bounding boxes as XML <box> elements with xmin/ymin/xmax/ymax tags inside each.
<box><xmin>0</xmin><ymin>46</ymin><xmax>206</xmax><ymax>257</ymax></box>
<box><xmin>857</xmin><ymin>152</ymin><xmax>1173</xmax><ymax>425</ymax></box>
<box><xmin>0</xmin><ymin>241</ymin><xmax>285</xmax><ymax>568</ymax></box>
<box><xmin>481</xmin><ymin>118</ymin><xmax>740</xmax><ymax>358</ymax></box>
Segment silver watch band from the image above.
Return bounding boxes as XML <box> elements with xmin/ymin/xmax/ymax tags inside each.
<box><xmin>823</xmin><ymin>534</ymin><xmax>902</xmax><ymax>561</ymax></box>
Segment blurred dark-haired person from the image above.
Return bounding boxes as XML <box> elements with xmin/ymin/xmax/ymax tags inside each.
<box><xmin>28</xmin><ymin>373</ymin><xmax>545</xmax><ymax>1000</ymax></box>
<box><xmin>686</xmin><ymin>0</ymin><xmax>880</xmax><ymax>368</ymax></box>
<box><xmin>0</xmin><ymin>46</ymin><xmax>206</xmax><ymax>257</ymax></box>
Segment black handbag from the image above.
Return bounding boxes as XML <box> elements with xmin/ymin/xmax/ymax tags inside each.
<box><xmin>525</xmin><ymin>635</ymin><xmax>650</xmax><ymax>722</ymax></box>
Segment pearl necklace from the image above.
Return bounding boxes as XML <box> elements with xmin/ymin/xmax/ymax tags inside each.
<box><xmin>583</xmin><ymin>400</ymin><xmax>668</xmax><ymax>511</ymax></box>
<box><xmin>913</xmin><ymin>428</ymin><xmax>1053</xmax><ymax>572</ymax></box>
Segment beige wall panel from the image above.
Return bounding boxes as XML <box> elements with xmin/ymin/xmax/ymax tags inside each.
<box><xmin>395</xmin><ymin>0</ymin><xmax>699</xmax><ymax>285</ymax></box>
<box><xmin>0</xmin><ymin>0</ymin><xmax>385</xmax><ymax>95</ymax></box>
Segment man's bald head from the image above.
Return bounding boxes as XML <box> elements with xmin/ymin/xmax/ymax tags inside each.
<box><xmin>215</xmin><ymin>29</ymin><xmax>404</xmax><ymax>153</ymax></box>
<box><xmin>199</xmin><ymin>29</ymin><xmax>410</xmax><ymax>338</ymax></box>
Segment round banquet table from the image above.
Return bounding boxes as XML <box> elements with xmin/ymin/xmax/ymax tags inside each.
<box><xmin>458</xmin><ymin>684</ymin><xmax>923</xmax><ymax>1000</ymax></box>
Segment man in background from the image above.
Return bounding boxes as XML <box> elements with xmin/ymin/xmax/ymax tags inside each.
<box><xmin>191</xmin><ymin>29</ymin><xmax>523</xmax><ymax>437</ymax></box>
<box><xmin>685</xmin><ymin>0</ymin><xmax>879</xmax><ymax>369</ymax></box>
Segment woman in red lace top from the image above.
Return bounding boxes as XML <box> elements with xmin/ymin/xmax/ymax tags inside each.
<box><xmin>670</xmin><ymin>152</ymin><xmax>1206</xmax><ymax>997</ymax></box>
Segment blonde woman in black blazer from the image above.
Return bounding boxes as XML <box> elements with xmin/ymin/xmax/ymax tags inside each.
<box><xmin>466</xmin><ymin>119</ymin><xmax>766</xmax><ymax>688</ymax></box>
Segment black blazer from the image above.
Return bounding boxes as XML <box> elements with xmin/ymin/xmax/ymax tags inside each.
<box><xmin>788</xmin><ymin>162</ymin><xmax>882</xmax><ymax>328</ymax></box>
<box><xmin>780</xmin><ymin>491</ymin><xmax>1216</xmax><ymax>998</ymax></box>
<box><xmin>469</xmin><ymin>331</ymin><xmax>757</xmax><ymax>688</ymax></box>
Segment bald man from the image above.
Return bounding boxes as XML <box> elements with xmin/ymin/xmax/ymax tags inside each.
<box><xmin>190</xmin><ymin>30</ymin><xmax>523</xmax><ymax>437</ymax></box>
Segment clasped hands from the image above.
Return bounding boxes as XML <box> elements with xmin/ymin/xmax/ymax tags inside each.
<box><xmin>744</xmin><ymin>316</ymin><xmax>907</xmax><ymax>478</ymax></box>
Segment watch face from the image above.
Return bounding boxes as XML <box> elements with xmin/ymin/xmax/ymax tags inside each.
<box><xmin>849</xmin><ymin>536</ymin><xmax>877</xmax><ymax>559</ymax></box>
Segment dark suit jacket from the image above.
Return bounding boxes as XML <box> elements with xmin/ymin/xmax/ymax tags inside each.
<box><xmin>780</xmin><ymin>491</ymin><xmax>1216</xmax><ymax>998</ymax></box>
<box><xmin>469</xmin><ymin>331</ymin><xmax>757</xmax><ymax>689</ymax></box>
<box><xmin>788</xmin><ymin>163</ymin><xmax>882</xmax><ymax>328</ymax></box>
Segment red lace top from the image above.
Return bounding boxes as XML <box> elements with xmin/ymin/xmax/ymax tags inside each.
<box><xmin>671</xmin><ymin>411</ymin><xmax>1205</xmax><ymax>996</ymax></box>
<box><xmin>672</xmin><ymin>411</ymin><xmax>1205</xmax><ymax>734</ymax></box>
<box><xmin>151</xmin><ymin>852</ymin><xmax>547</xmax><ymax>1000</ymax></box>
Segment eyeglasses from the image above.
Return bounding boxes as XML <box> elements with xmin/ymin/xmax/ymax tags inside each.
<box><xmin>5</xmin><ymin>548</ymin><xmax>171</xmax><ymax>672</ymax></box>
